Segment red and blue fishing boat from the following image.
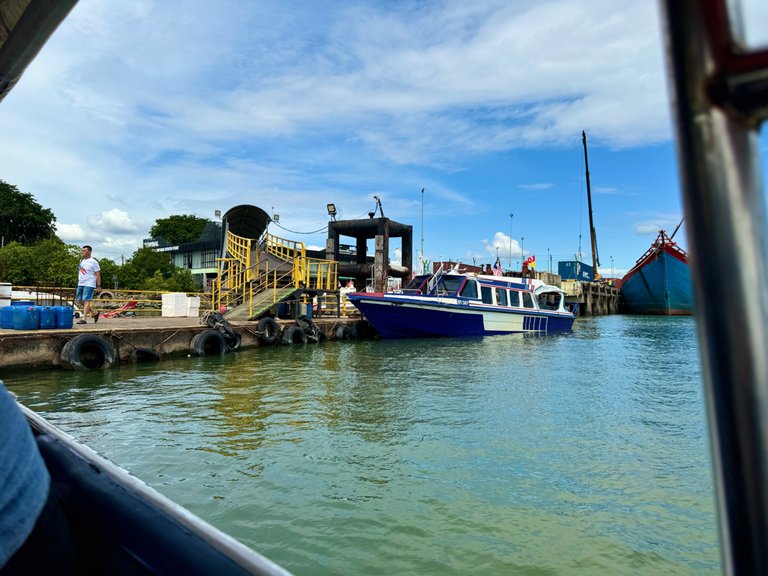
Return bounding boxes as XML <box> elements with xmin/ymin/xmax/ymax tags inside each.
<box><xmin>620</xmin><ymin>230</ymin><xmax>693</xmax><ymax>315</ymax></box>
<box><xmin>347</xmin><ymin>268</ymin><xmax>575</xmax><ymax>338</ymax></box>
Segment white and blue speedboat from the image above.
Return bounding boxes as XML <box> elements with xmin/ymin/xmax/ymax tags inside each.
<box><xmin>347</xmin><ymin>269</ymin><xmax>575</xmax><ymax>339</ymax></box>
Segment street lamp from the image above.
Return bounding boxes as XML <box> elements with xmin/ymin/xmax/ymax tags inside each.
<box><xmin>509</xmin><ymin>213</ymin><xmax>513</xmax><ymax>268</ymax></box>
<box><xmin>327</xmin><ymin>203</ymin><xmax>337</xmax><ymax>221</ymax></box>
<box><xmin>611</xmin><ymin>256</ymin><xmax>614</xmax><ymax>278</ymax></box>
<box><xmin>547</xmin><ymin>247</ymin><xmax>551</xmax><ymax>273</ymax></box>
<box><xmin>521</xmin><ymin>237</ymin><xmax>525</xmax><ymax>260</ymax></box>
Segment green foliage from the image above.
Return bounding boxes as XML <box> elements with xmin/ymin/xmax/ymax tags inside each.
<box><xmin>0</xmin><ymin>180</ymin><xmax>57</xmax><ymax>246</ymax></box>
<box><xmin>137</xmin><ymin>268</ymin><xmax>196</xmax><ymax>292</ymax></box>
<box><xmin>150</xmin><ymin>215</ymin><xmax>208</xmax><ymax>245</ymax></box>
<box><xmin>118</xmin><ymin>247</ymin><xmax>174</xmax><ymax>289</ymax></box>
<box><xmin>0</xmin><ymin>238</ymin><xmax>79</xmax><ymax>286</ymax></box>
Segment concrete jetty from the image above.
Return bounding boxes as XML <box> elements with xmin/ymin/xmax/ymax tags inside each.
<box><xmin>0</xmin><ymin>315</ymin><xmax>366</xmax><ymax>371</ymax></box>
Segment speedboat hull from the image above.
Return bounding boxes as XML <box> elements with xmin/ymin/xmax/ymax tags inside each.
<box><xmin>348</xmin><ymin>294</ymin><xmax>575</xmax><ymax>338</ymax></box>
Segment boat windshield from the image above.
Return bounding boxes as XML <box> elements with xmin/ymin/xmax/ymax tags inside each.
<box><xmin>436</xmin><ymin>275</ymin><xmax>464</xmax><ymax>295</ymax></box>
<box><xmin>404</xmin><ymin>275</ymin><xmax>430</xmax><ymax>292</ymax></box>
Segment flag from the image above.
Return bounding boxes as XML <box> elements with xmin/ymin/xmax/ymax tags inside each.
<box><xmin>492</xmin><ymin>257</ymin><xmax>503</xmax><ymax>276</ymax></box>
<box><xmin>524</xmin><ymin>255</ymin><xmax>536</xmax><ymax>269</ymax></box>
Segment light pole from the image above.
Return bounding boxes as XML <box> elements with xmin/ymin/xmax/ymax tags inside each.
<box><xmin>521</xmin><ymin>237</ymin><xmax>525</xmax><ymax>262</ymax></box>
<box><xmin>611</xmin><ymin>256</ymin><xmax>614</xmax><ymax>278</ymax></box>
<box><xmin>547</xmin><ymin>247</ymin><xmax>551</xmax><ymax>273</ymax></box>
<box><xmin>509</xmin><ymin>213</ymin><xmax>513</xmax><ymax>269</ymax></box>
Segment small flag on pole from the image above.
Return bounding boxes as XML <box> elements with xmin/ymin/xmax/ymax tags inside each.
<box><xmin>492</xmin><ymin>257</ymin><xmax>503</xmax><ymax>276</ymax></box>
<box><xmin>524</xmin><ymin>255</ymin><xmax>536</xmax><ymax>269</ymax></box>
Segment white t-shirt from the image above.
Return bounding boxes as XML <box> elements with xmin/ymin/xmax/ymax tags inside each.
<box><xmin>78</xmin><ymin>257</ymin><xmax>101</xmax><ymax>287</ymax></box>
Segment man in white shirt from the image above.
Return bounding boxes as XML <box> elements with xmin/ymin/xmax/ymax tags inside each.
<box><xmin>76</xmin><ymin>245</ymin><xmax>101</xmax><ymax>324</ymax></box>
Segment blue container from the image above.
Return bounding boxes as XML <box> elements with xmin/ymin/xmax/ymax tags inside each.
<box><xmin>1</xmin><ymin>306</ymin><xmax>14</xmax><ymax>329</ymax></box>
<box><xmin>12</xmin><ymin>306</ymin><xmax>39</xmax><ymax>330</ymax></box>
<box><xmin>54</xmin><ymin>306</ymin><xmax>74</xmax><ymax>329</ymax></box>
<box><xmin>12</xmin><ymin>300</ymin><xmax>35</xmax><ymax>307</ymax></box>
<box><xmin>38</xmin><ymin>306</ymin><xmax>56</xmax><ymax>329</ymax></box>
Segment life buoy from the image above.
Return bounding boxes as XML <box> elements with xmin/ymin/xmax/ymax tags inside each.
<box><xmin>296</xmin><ymin>315</ymin><xmax>321</xmax><ymax>341</ymax></box>
<box><xmin>257</xmin><ymin>317</ymin><xmax>279</xmax><ymax>345</ymax></box>
<box><xmin>281</xmin><ymin>325</ymin><xmax>308</xmax><ymax>345</ymax></box>
<box><xmin>132</xmin><ymin>348</ymin><xmax>160</xmax><ymax>362</ymax></box>
<box><xmin>190</xmin><ymin>329</ymin><xmax>229</xmax><ymax>356</ymax></box>
<box><xmin>60</xmin><ymin>335</ymin><xmax>117</xmax><ymax>370</ymax></box>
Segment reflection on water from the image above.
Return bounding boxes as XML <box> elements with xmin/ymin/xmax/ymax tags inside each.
<box><xmin>6</xmin><ymin>316</ymin><xmax>719</xmax><ymax>575</ymax></box>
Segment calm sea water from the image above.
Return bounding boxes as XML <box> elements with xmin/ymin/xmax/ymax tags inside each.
<box><xmin>5</xmin><ymin>315</ymin><xmax>720</xmax><ymax>575</ymax></box>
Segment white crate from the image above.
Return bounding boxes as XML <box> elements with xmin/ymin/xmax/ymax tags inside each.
<box><xmin>161</xmin><ymin>293</ymin><xmax>188</xmax><ymax>317</ymax></box>
<box><xmin>185</xmin><ymin>296</ymin><xmax>200</xmax><ymax>317</ymax></box>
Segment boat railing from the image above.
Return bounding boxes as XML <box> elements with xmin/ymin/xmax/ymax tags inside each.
<box><xmin>660</xmin><ymin>1</ymin><xmax>768</xmax><ymax>572</ymax></box>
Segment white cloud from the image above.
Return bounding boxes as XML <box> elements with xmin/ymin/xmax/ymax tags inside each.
<box><xmin>88</xmin><ymin>209</ymin><xmax>140</xmax><ymax>233</ymax></box>
<box><xmin>55</xmin><ymin>223</ymin><xmax>85</xmax><ymax>241</ymax></box>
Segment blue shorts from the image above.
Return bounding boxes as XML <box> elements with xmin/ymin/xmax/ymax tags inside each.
<box><xmin>76</xmin><ymin>286</ymin><xmax>95</xmax><ymax>302</ymax></box>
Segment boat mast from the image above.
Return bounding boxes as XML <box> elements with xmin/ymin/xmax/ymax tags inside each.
<box><xmin>670</xmin><ymin>217</ymin><xmax>684</xmax><ymax>240</ymax></box>
<box><xmin>582</xmin><ymin>131</ymin><xmax>601</xmax><ymax>280</ymax></box>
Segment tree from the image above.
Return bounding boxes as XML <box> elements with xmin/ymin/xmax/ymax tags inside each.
<box><xmin>119</xmin><ymin>247</ymin><xmax>174</xmax><ymax>289</ymax></box>
<box><xmin>0</xmin><ymin>180</ymin><xmax>57</xmax><ymax>246</ymax></box>
<box><xmin>0</xmin><ymin>238</ymin><xmax>79</xmax><ymax>286</ymax></box>
<box><xmin>150</xmin><ymin>215</ymin><xmax>208</xmax><ymax>245</ymax></box>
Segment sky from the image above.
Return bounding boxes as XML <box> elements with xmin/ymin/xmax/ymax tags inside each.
<box><xmin>2</xmin><ymin>0</ymin><xmax>768</xmax><ymax>277</ymax></box>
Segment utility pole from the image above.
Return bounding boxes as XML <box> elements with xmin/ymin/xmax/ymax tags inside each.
<box><xmin>509</xmin><ymin>213</ymin><xmax>513</xmax><ymax>269</ymax></box>
<box><xmin>582</xmin><ymin>131</ymin><xmax>602</xmax><ymax>280</ymax></box>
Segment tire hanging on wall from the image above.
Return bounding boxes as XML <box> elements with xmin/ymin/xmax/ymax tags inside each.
<box><xmin>296</xmin><ymin>315</ymin><xmax>321</xmax><ymax>341</ymax></box>
<box><xmin>60</xmin><ymin>334</ymin><xmax>117</xmax><ymax>370</ymax></box>
<box><xmin>281</xmin><ymin>325</ymin><xmax>309</xmax><ymax>345</ymax></box>
<box><xmin>257</xmin><ymin>317</ymin><xmax>279</xmax><ymax>345</ymax></box>
<box><xmin>190</xmin><ymin>329</ymin><xmax>229</xmax><ymax>356</ymax></box>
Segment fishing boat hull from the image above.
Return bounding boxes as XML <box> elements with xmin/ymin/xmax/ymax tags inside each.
<box><xmin>620</xmin><ymin>235</ymin><xmax>693</xmax><ymax>315</ymax></box>
<box><xmin>348</xmin><ymin>294</ymin><xmax>575</xmax><ymax>338</ymax></box>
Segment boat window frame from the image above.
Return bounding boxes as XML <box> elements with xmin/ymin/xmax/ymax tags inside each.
<box><xmin>521</xmin><ymin>291</ymin><xmax>535</xmax><ymax>309</ymax></box>
<box><xmin>480</xmin><ymin>285</ymin><xmax>493</xmax><ymax>304</ymax></box>
<box><xmin>494</xmin><ymin>288</ymin><xmax>508</xmax><ymax>306</ymax></box>
<box><xmin>459</xmin><ymin>279</ymin><xmax>479</xmax><ymax>299</ymax></box>
<box><xmin>509</xmin><ymin>290</ymin><xmax>521</xmax><ymax>308</ymax></box>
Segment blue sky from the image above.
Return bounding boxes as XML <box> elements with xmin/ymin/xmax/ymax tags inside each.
<box><xmin>2</xmin><ymin>0</ymin><xmax>767</xmax><ymax>276</ymax></box>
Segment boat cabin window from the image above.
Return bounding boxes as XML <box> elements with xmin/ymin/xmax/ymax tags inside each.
<box><xmin>481</xmin><ymin>285</ymin><xmax>493</xmax><ymax>304</ymax></box>
<box><xmin>521</xmin><ymin>291</ymin><xmax>535</xmax><ymax>309</ymax></box>
<box><xmin>495</xmin><ymin>288</ymin><xmax>508</xmax><ymax>306</ymax></box>
<box><xmin>404</xmin><ymin>274</ymin><xmax>430</xmax><ymax>292</ymax></box>
<box><xmin>436</xmin><ymin>275</ymin><xmax>464</xmax><ymax>295</ymax></box>
<box><xmin>460</xmin><ymin>280</ymin><xmax>478</xmax><ymax>299</ymax></box>
<box><xmin>509</xmin><ymin>290</ymin><xmax>521</xmax><ymax>307</ymax></box>
<box><xmin>539</xmin><ymin>293</ymin><xmax>561</xmax><ymax>310</ymax></box>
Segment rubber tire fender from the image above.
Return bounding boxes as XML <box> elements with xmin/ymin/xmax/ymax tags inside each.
<box><xmin>257</xmin><ymin>317</ymin><xmax>279</xmax><ymax>345</ymax></box>
<box><xmin>132</xmin><ymin>347</ymin><xmax>160</xmax><ymax>362</ymax></box>
<box><xmin>190</xmin><ymin>329</ymin><xmax>229</xmax><ymax>356</ymax></box>
<box><xmin>296</xmin><ymin>315</ymin><xmax>321</xmax><ymax>341</ymax></box>
<box><xmin>281</xmin><ymin>325</ymin><xmax>308</xmax><ymax>345</ymax></box>
<box><xmin>335</xmin><ymin>326</ymin><xmax>347</xmax><ymax>340</ymax></box>
<box><xmin>98</xmin><ymin>290</ymin><xmax>115</xmax><ymax>300</ymax></box>
<box><xmin>60</xmin><ymin>334</ymin><xmax>117</xmax><ymax>370</ymax></box>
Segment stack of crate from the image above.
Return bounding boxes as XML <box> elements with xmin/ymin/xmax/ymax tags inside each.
<box><xmin>161</xmin><ymin>293</ymin><xmax>188</xmax><ymax>317</ymax></box>
<box><xmin>186</xmin><ymin>296</ymin><xmax>200</xmax><ymax>317</ymax></box>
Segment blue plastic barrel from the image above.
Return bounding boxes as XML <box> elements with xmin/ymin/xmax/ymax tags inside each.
<box><xmin>54</xmin><ymin>306</ymin><xmax>74</xmax><ymax>329</ymax></box>
<box><xmin>12</xmin><ymin>300</ymin><xmax>34</xmax><ymax>307</ymax></box>
<box><xmin>39</xmin><ymin>306</ymin><xmax>56</xmax><ymax>329</ymax></box>
<box><xmin>0</xmin><ymin>306</ymin><xmax>14</xmax><ymax>329</ymax></box>
<box><xmin>13</xmin><ymin>306</ymin><xmax>39</xmax><ymax>330</ymax></box>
